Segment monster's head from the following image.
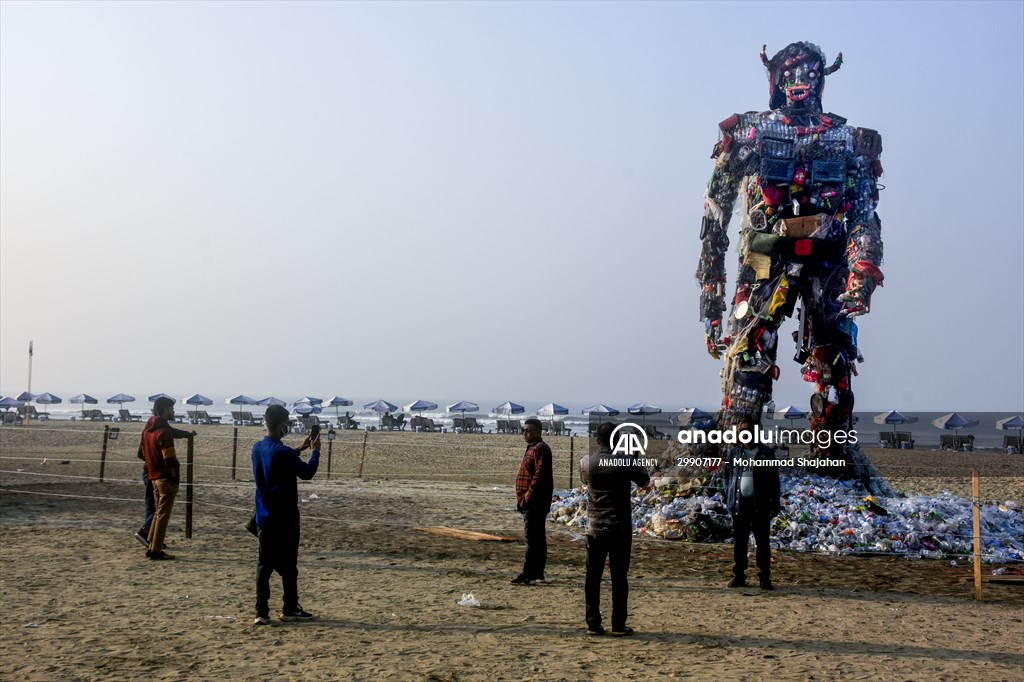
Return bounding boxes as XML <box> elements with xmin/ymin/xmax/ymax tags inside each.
<box><xmin>761</xmin><ymin>42</ymin><xmax>842</xmax><ymax>111</ymax></box>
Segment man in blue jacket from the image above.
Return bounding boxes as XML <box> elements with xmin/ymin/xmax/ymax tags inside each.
<box><xmin>252</xmin><ymin>404</ymin><xmax>320</xmax><ymax>624</ymax></box>
<box><xmin>723</xmin><ymin>415</ymin><xmax>782</xmax><ymax>590</ymax></box>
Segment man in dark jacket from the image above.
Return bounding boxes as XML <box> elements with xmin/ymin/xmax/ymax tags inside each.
<box><xmin>512</xmin><ymin>418</ymin><xmax>553</xmax><ymax>585</ymax></box>
<box><xmin>579</xmin><ymin>421</ymin><xmax>650</xmax><ymax>636</ymax></box>
<box><xmin>723</xmin><ymin>416</ymin><xmax>782</xmax><ymax>590</ymax></box>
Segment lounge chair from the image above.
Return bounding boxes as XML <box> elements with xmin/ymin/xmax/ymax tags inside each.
<box><xmin>464</xmin><ymin>417</ymin><xmax>484</xmax><ymax>433</ymax></box>
<box><xmin>1003</xmin><ymin>434</ymin><xmax>1023</xmax><ymax>452</ymax></box>
<box><xmin>337</xmin><ymin>415</ymin><xmax>360</xmax><ymax>430</ymax></box>
<box><xmin>82</xmin><ymin>408</ymin><xmax>114</xmax><ymax>422</ymax></box>
<box><xmin>895</xmin><ymin>431</ymin><xmax>914</xmax><ymax>449</ymax></box>
<box><xmin>878</xmin><ymin>432</ymin><xmax>897</xmax><ymax>448</ymax></box>
<box><xmin>17</xmin><ymin>405</ymin><xmax>48</xmax><ymax>421</ymax></box>
<box><xmin>496</xmin><ymin>419</ymin><xmax>510</xmax><ymax>434</ymax></box>
<box><xmin>118</xmin><ymin>409</ymin><xmax>142</xmax><ymax>422</ymax></box>
<box><xmin>191</xmin><ymin>410</ymin><xmax>222</xmax><ymax>425</ymax></box>
<box><xmin>550</xmin><ymin>420</ymin><xmax>572</xmax><ymax>436</ymax></box>
<box><xmin>508</xmin><ymin>419</ymin><xmax>521</xmax><ymax>434</ymax></box>
<box><xmin>940</xmin><ymin>434</ymin><xmax>972</xmax><ymax>451</ymax></box>
<box><xmin>2</xmin><ymin>412</ymin><xmax>23</xmax><ymax>426</ymax></box>
<box><xmin>411</xmin><ymin>416</ymin><xmax>440</xmax><ymax>432</ymax></box>
<box><xmin>392</xmin><ymin>413</ymin><xmax>406</xmax><ymax>431</ymax></box>
<box><xmin>644</xmin><ymin>424</ymin><xmax>667</xmax><ymax>440</ymax></box>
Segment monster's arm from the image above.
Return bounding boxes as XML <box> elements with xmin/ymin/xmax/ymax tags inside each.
<box><xmin>839</xmin><ymin>127</ymin><xmax>884</xmax><ymax>317</ymax></box>
<box><xmin>697</xmin><ymin>120</ymin><xmax>743</xmax><ymax>357</ymax></box>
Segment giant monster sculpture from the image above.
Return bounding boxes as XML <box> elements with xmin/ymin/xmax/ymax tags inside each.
<box><xmin>697</xmin><ymin>42</ymin><xmax>884</xmax><ymax>465</ymax></box>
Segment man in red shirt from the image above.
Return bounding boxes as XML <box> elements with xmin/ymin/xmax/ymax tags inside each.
<box><xmin>512</xmin><ymin>418</ymin><xmax>553</xmax><ymax>585</ymax></box>
<box><xmin>141</xmin><ymin>397</ymin><xmax>181</xmax><ymax>560</ymax></box>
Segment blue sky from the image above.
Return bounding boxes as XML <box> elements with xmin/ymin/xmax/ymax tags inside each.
<box><xmin>1</xmin><ymin>1</ymin><xmax>1021</xmax><ymax>411</ymax></box>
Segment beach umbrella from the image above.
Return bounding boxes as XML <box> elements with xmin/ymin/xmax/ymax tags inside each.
<box><xmin>0</xmin><ymin>396</ymin><xmax>25</xmax><ymax>411</ymax></box>
<box><xmin>107</xmin><ymin>393</ymin><xmax>136</xmax><ymax>407</ymax></box>
<box><xmin>671</xmin><ymin>407</ymin><xmax>714</xmax><ymax>427</ymax></box>
<box><xmin>183</xmin><ymin>393</ymin><xmax>213</xmax><ymax>422</ymax></box>
<box><xmin>294</xmin><ymin>396</ymin><xmax>323</xmax><ymax>406</ymax></box>
<box><xmin>873</xmin><ymin>409</ymin><xmax>919</xmax><ymax>437</ymax></box>
<box><xmin>537</xmin><ymin>402</ymin><xmax>568</xmax><ymax>416</ymax></box>
<box><xmin>995</xmin><ymin>415</ymin><xmax>1024</xmax><ymax>431</ymax></box>
<box><xmin>148</xmin><ymin>392</ymin><xmax>175</xmax><ymax>402</ymax></box>
<box><xmin>405</xmin><ymin>399</ymin><xmax>439</xmax><ymax>412</ymax></box>
<box><xmin>16</xmin><ymin>391</ymin><xmax>36</xmax><ymax>402</ymax></box>
<box><xmin>931</xmin><ymin>412</ymin><xmax>980</xmax><ymax>437</ymax></box>
<box><xmin>447</xmin><ymin>401</ymin><xmax>479</xmax><ymax>413</ymax></box>
<box><xmin>326</xmin><ymin>396</ymin><xmax>354</xmax><ymax>420</ymax></box>
<box><xmin>34</xmin><ymin>392</ymin><xmax>62</xmax><ymax>415</ymax></box>
<box><xmin>494</xmin><ymin>401</ymin><xmax>525</xmax><ymax>416</ymax></box>
<box><xmin>365</xmin><ymin>399</ymin><xmax>398</xmax><ymax>429</ymax></box>
<box><xmin>293</xmin><ymin>403</ymin><xmax>322</xmax><ymax>415</ymax></box>
<box><xmin>227</xmin><ymin>394</ymin><xmax>260</xmax><ymax>406</ymax></box>
<box><xmin>258</xmin><ymin>396</ymin><xmax>287</xmax><ymax>407</ymax></box>
<box><xmin>771</xmin><ymin>405</ymin><xmax>808</xmax><ymax>427</ymax></box>
<box><xmin>583</xmin><ymin>404</ymin><xmax>619</xmax><ymax>428</ymax></box>
<box><xmin>627</xmin><ymin>401</ymin><xmax>661</xmax><ymax>427</ymax></box>
<box><xmin>69</xmin><ymin>394</ymin><xmax>98</xmax><ymax>416</ymax></box>
<box><xmin>447</xmin><ymin>401</ymin><xmax>479</xmax><ymax>431</ymax></box>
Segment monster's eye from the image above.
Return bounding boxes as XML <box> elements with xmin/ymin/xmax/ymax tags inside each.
<box><xmin>809</xmin><ymin>71</ymin><xmax>817</xmax><ymax>79</ymax></box>
<box><xmin>783</xmin><ymin>70</ymin><xmax>791</xmax><ymax>78</ymax></box>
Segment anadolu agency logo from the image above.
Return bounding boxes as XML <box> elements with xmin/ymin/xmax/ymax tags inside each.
<box><xmin>611</xmin><ymin>422</ymin><xmax>648</xmax><ymax>456</ymax></box>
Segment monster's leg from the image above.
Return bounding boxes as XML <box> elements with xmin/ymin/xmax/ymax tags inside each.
<box><xmin>716</xmin><ymin>267</ymin><xmax>797</xmax><ymax>430</ymax></box>
<box><xmin>802</xmin><ymin>267</ymin><xmax>859</xmax><ymax>477</ymax></box>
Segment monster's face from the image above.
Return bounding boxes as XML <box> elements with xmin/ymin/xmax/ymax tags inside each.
<box><xmin>780</xmin><ymin>53</ymin><xmax>822</xmax><ymax>106</ymax></box>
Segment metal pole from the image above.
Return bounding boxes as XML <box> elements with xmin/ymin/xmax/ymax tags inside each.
<box><xmin>972</xmin><ymin>469</ymin><xmax>982</xmax><ymax>600</ymax></box>
<box><xmin>185</xmin><ymin>435</ymin><xmax>194</xmax><ymax>539</ymax></box>
<box><xmin>231</xmin><ymin>427</ymin><xmax>238</xmax><ymax>481</ymax></box>
<box><xmin>99</xmin><ymin>425</ymin><xmax>109</xmax><ymax>482</ymax></box>
<box><xmin>26</xmin><ymin>341</ymin><xmax>32</xmax><ymax>429</ymax></box>
<box><xmin>327</xmin><ymin>439</ymin><xmax>333</xmax><ymax>479</ymax></box>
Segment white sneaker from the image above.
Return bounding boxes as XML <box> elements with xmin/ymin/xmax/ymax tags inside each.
<box><xmin>253</xmin><ymin>615</ymin><xmax>270</xmax><ymax>625</ymax></box>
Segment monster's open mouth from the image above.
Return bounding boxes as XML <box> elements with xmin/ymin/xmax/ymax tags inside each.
<box><xmin>786</xmin><ymin>85</ymin><xmax>811</xmax><ymax>101</ymax></box>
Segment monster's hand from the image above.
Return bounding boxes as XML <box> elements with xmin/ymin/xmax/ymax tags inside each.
<box><xmin>704</xmin><ymin>317</ymin><xmax>724</xmax><ymax>358</ymax></box>
<box><xmin>838</xmin><ymin>261</ymin><xmax>884</xmax><ymax>317</ymax></box>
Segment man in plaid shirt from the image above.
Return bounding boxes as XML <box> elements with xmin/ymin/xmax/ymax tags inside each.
<box><xmin>512</xmin><ymin>418</ymin><xmax>553</xmax><ymax>585</ymax></box>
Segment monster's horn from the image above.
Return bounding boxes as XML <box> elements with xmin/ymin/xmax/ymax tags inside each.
<box><xmin>824</xmin><ymin>52</ymin><xmax>843</xmax><ymax>75</ymax></box>
<box><xmin>760</xmin><ymin>45</ymin><xmax>770</xmax><ymax>67</ymax></box>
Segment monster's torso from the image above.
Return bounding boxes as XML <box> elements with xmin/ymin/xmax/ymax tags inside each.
<box><xmin>718</xmin><ymin>109</ymin><xmax>879</xmax><ymax>241</ymax></box>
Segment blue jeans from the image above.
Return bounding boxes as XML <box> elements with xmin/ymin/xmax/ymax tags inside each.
<box><xmin>585</xmin><ymin>529</ymin><xmax>632</xmax><ymax>630</ymax></box>
<box><xmin>142</xmin><ymin>465</ymin><xmax>155</xmax><ymax>531</ymax></box>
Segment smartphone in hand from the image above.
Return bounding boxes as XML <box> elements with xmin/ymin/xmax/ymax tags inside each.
<box><xmin>309</xmin><ymin>422</ymin><xmax>320</xmax><ymax>442</ymax></box>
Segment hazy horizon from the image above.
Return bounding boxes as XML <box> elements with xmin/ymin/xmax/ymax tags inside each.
<box><xmin>2</xmin><ymin>1</ymin><xmax>1022</xmax><ymax>412</ymax></box>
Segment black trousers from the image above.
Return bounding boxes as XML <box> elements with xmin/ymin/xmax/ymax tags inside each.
<box><xmin>732</xmin><ymin>496</ymin><xmax>772</xmax><ymax>579</ymax></box>
<box><xmin>585</xmin><ymin>529</ymin><xmax>632</xmax><ymax>630</ymax></box>
<box><xmin>522</xmin><ymin>504</ymin><xmax>549</xmax><ymax>580</ymax></box>
<box><xmin>256</xmin><ymin>516</ymin><xmax>301</xmax><ymax>616</ymax></box>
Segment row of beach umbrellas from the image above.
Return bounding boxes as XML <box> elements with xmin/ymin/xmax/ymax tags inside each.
<box><xmin>0</xmin><ymin>394</ymin><xmax>1020</xmax><ymax>436</ymax></box>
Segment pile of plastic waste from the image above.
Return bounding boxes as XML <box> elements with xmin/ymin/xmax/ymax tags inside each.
<box><xmin>549</xmin><ymin>472</ymin><xmax>1024</xmax><ymax>564</ymax></box>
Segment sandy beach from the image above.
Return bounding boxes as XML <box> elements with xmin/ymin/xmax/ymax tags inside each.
<box><xmin>1</xmin><ymin>422</ymin><xmax>1022</xmax><ymax>680</ymax></box>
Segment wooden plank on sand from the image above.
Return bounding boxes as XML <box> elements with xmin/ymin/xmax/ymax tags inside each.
<box><xmin>415</xmin><ymin>527</ymin><xmax>516</xmax><ymax>542</ymax></box>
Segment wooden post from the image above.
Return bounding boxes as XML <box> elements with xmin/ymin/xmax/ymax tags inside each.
<box><xmin>358</xmin><ymin>431</ymin><xmax>368</xmax><ymax>478</ymax></box>
<box><xmin>185</xmin><ymin>435</ymin><xmax>195</xmax><ymax>539</ymax></box>
<box><xmin>569</xmin><ymin>435</ymin><xmax>574</xmax><ymax>489</ymax></box>
<box><xmin>972</xmin><ymin>468</ymin><xmax>982</xmax><ymax>600</ymax></box>
<box><xmin>327</xmin><ymin>439</ymin><xmax>333</xmax><ymax>479</ymax></box>
<box><xmin>99</xmin><ymin>425</ymin><xmax>110</xmax><ymax>482</ymax></box>
<box><xmin>231</xmin><ymin>427</ymin><xmax>238</xmax><ymax>481</ymax></box>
